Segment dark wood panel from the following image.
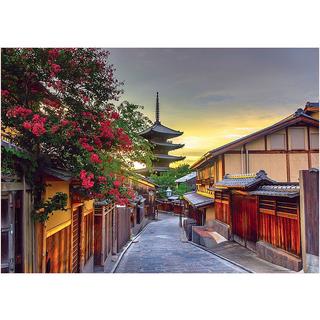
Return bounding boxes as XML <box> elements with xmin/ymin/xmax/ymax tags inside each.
<box><xmin>258</xmin><ymin>196</ymin><xmax>301</xmax><ymax>256</ymax></box>
<box><xmin>117</xmin><ymin>206</ymin><xmax>131</xmax><ymax>251</ymax></box>
<box><xmin>232</xmin><ymin>194</ymin><xmax>258</xmax><ymax>243</ymax></box>
<box><xmin>94</xmin><ymin>215</ymin><xmax>101</xmax><ymax>265</ymax></box>
<box><xmin>214</xmin><ymin>191</ymin><xmax>231</xmax><ymax>225</ymax></box>
<box><xmin>301</xmin><ymin>170</ymin><xmax>319</xmax><ymax>256</ymax></box>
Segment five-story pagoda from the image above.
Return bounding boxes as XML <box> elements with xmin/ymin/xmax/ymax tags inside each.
<box><xmin>139</xmin><ymin>92</ymin><xmax>185</xmax><ymax>175</ymax></box>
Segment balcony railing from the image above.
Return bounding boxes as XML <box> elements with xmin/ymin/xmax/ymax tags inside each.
<box><xmin>196</xmin><ymin>177</ymin><xmax>215</xmax><ymax>185</ymax></box>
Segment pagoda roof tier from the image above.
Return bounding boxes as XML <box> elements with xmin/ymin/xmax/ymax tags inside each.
<box><xmin>154</xmin><ymin>154</ymin><xmax>186</xmax><ymax>161</ymax></box>
<box><xmin>140</xmin><ymin>122</ymin><xmax>183</xmax><ymax>139</ymax></box>
<box><xmin>151</xmin><ymin>140</ymin><xmax>185</xmax><ymax>150</ymax></box>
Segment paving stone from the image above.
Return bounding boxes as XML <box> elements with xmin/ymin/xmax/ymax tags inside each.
<box><xmin>115</xmin><ymin>214</ymin><xmax>246</xmax><ymax>273</ymax></box>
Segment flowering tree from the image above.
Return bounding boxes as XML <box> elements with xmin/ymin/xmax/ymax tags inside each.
<box><xmin>1</xmin><ymin>48</ymin><xmax>150</xmax><ymax>220</ymax></box>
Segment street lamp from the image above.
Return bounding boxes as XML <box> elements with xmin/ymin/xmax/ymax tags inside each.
<box><xmin>166</xmin><ymin>187</ymin><xmax>172</xmax><ymax>198</ymax></box>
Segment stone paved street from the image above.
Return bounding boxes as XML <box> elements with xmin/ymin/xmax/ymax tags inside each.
<box><xmin>115</xmin><ymin>214</ymin><xmax>247</xmax><ymax>273</ymax></box>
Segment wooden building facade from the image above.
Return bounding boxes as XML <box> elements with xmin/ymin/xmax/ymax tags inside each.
<box><xmin>211</xmin><ymin>172</ymin><xmax>302</xmax><ymax>270</ymax></box>
<box><xmin>192</xmin><ymin>106</ymin><xmax>319</xmax><ymax>193</ymax></box>
<box><xmin>186</xmin><ymin>104</ymin><xmax>319</xmax><ymax>271</ymax></box>
<box><xmin>36</xmin><ymin>168</ymin><xmax>95</xmax><ymax>273</ymax></box>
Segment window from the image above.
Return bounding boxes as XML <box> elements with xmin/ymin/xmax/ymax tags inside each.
<box><xmin>270</xmin><ymin>134</ymin><xmax>285</xmax><ymax>150</ymax></box>
<box><xmin>310</xmin><ymin>132</ymin><xmax>319</xmax><ymax>150</ymax></box>
<box><xmin>290</xmin><ymin>127</ymin><xmax>305</xmax><ymax>150</ymax></box>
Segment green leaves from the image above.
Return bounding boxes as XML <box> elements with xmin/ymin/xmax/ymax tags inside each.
<box><xmin>33</xmin><ymin>192</ymin><xmax>68</xmax><ymax>223</ymax></box>
<box><xmin>150</xmin><ymin>164</ymin><xmax>192</xmax><ymax>198</ymax></box>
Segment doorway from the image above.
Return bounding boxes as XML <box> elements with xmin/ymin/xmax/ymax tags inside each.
<box><xmin>1</xmin><ymin>191</ymin><xmax>23</xmax><ymax>273</ymax></box>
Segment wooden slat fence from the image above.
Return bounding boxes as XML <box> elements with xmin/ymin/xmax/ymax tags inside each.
<box><xmin>258</xmin><ymin>196</ymin><xmax>301</xmax><ymax>256</ymax></box>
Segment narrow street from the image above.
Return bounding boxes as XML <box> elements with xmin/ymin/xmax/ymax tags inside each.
<box><xmin>114</xmin><ymin>214</ymin><xmax>247</xmax><ymax>273</ymax></box>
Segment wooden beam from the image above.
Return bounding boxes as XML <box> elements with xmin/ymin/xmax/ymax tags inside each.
<box><xmin>264</xmin><ymin>135</ymin><xmax>267</xmax><ymax>151</ymax></box>
<box><xmin>222</xmin><ymin>154</ymin><xmax>225</xmax><ymax>177</ymax></box>
<box><xmin>224</xmin><ymin>149</ymin><xmax>318</xmax><ymax>154</ymax></box>
<box><xmin>286</xmin><ymin>128</ymin><xmax>290</xmax><ymax>182</ymax></box>
<box><xmin>41</xmin><ymin>222</ymin><xmax>47</xmax><ymax>273</ymax></box>
<box><xmin>307</xmin><ymin>127</ymin><xmax>311</xmax><ymax>169</ymax></box>
<box><xmin>46</xmin><ymin>220</ymin><xmax>71</xmax><ymax>238</ymax></box>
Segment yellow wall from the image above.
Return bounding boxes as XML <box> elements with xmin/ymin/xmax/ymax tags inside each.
<box><xmin>45</xmin><ymin>180</ymin><xmax>72</xmax><ymax>231</ymax></box>
<box><xmin>83</xmin><ymin>199</ymin><xmax>94</xmax><ymax>214</ymax></box>
<box><xmin>249</xmin><ymin>153</ymin><xmax>287</xmax><ymax>181</ymax></box>
<box><xmin>289</xmin><ymin>153</ymin><xmax>309</xmax><ymax>182</ymax></box>
<box><xmin>246</xmin><ymin>137</ymin><xmax>265</xmax><ymax>150</ymax></box>
<box><xmin>224</xmin><ymin>153</ymin><xmax>242</xmax><ymax>175</ymax></box>
<box><xmin>311</xmin><ymin>153</ymin><xmax>319</xmax><ymax>168</ymax></box>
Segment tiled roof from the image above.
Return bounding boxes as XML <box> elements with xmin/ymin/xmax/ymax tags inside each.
<box><xmin>154</xmin><ymin>154</ymin><xmax>185</xmax><ymax>161</ymax></box>
<box><xmin>150</xmin><ymin>140</ymin><xmax>185</xmax><ymax>149</ymax></box>
<box><xmin>214</xmin><ymin>170</ymin><xmax>275</xmax><ymax>190</ymax></box>
<box><xmin>175</xmin><ymin>172</ymin><xmax>197</xmax><ymax>183</ymax></box>
<box><xmin>249</xmin><ymin>184</ymin><xmax>300</xmax><ymax>198</ymax></box>
<box><xmin>305</xmin><ymin>102</ymin><xmax>319</xmax><ymax>108</ymax></box>
<box><xmin>131</xmin><ymin>172</ymin><xmax>158</xmax><ymax>187</ymax></box>
<box><xmin>183</xmin><ymin>191</ymin><xmax>214</xmax><ymax>208</ymax></box>
<box><xmin>44</xmin><ymin>167</ymin><xmax>73</xmax><ymax>181</ymax></box>
<box><xmin>1</xmin><ymin>139</ymin><xmax>32</xmax><ymax>156</ymax></box>
<box><xmin>140</xmin><ymin>122</ymin><xmax>183</xmax><ymax>138</ymax></box>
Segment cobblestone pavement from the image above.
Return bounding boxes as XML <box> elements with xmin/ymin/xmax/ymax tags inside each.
<box><xmin>115</xmin><ymin>214</ymin><xmax>246</xmax><ymax>273</ymax></box>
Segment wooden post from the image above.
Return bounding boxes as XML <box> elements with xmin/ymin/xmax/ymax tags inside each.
<box><xmin>299</xmin><ymin>169</ymin><xmax>319</xmax><ymax>272</ymax></box>
<box><xmin>41</xmin><ymin>222</ymin><xmax>47</xmax><ymax>273</ymax></box>
<box><xmin>101</xmin><ymin>206</ymin><xmax>106</xmax><ymax>265</ymax></box>
<box><xmin>80</xmin><ymin>208</ymin><xmax>85</xmax><ymax>272</ymax></box>
<box><xmin>285</xmin><ymin>128</ymin><xmax>290</xmax><ymax>182</ymax></box>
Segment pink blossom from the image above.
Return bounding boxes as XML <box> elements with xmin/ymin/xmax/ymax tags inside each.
<box><xmin>82</xmin><ymin>95</ymin><xmax>89</xmax><ymax>103</ymax></box>
<box><xmin>48</xmin><ymin>49</ymin><xmax>60</xmax><ymax>59</ymax></box>
<box><xmin>6</xmin><ymin>106</ymin><xmax>33</xmax><ymax>118</ymax></box>
<box><xmin>98</xmin><ymin>176</ymin><xmax>107</xmax><ymax>183</ymax></box>
<box><xmin>50</xmin><ymin>125</ymin><xmax>60</xmax><ymax>134</ymax></box>
<box><xmin>79</xmin><ymin>170</ymin><xmax>94</xmax><ymax>189</ymax></box>
<box><xmin>111</xmin><ymin>112</ymin><xmax>119</xmax><ymax>120</ymax></box>
<box><xmin>23</xmin><ymin>121</ymin><xmax>32</xmax><ymax>130</ymax></box>
<box><xmin>51</xmin><ymin>63</ymin><xmax>61</xmax><ymax>74</ymax></box>
<box><xmin>1</xmin><ymin>90</ymin><xmax>10</xmax><ymax>97</ymax></box>
<box><xmin>90</xmin><ymin>153</ymin><xmax>102</xmax><ymax>164</ymax></box>
<box><xmin>113</xmin><ymin>180</ymin><xmax>121</xmax><ymax>188</ymax></box>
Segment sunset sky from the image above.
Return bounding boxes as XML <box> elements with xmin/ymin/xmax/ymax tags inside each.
<box><xmin>108</xmin><ymin>48</ymin><xmax>319</xmax><ymax>167</ymax></box>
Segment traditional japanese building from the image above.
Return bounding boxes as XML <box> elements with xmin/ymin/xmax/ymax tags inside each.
<box><xmin>183</xmin><ymin>102</ymin><xmax>319</xmax><ymax>271</ymax></box>
<box><xmin>139</xmin><ymin>92</ymin><xmax>185</xmax><ymax>175</ymax></box>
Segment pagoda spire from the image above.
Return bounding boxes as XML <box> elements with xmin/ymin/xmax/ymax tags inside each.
<box><xmin>155</xmin><ymin>92</ymin><xmax>160</xmax><ymax>123</ymax></box>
